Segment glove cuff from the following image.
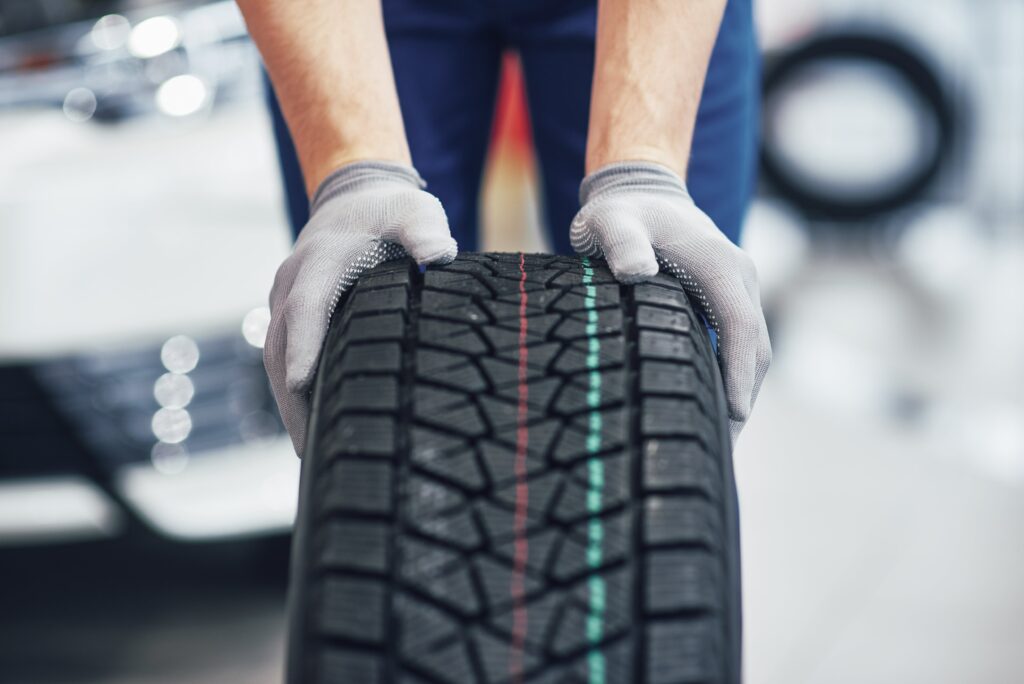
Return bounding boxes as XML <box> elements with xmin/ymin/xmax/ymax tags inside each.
<box><xmin>579</xmin><ymin>161</ymin><xmax>690</xmax><ymax>206</ymax></box>
<box><xmin>311</xmin><ymin>160</ymin><xmax>427</xmax><ymax>214</ymax></box>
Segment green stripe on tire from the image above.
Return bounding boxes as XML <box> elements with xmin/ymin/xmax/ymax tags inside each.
<box><xmin>582</xmin><ymin>258</ymin><xmax>606</xmax><ymax>684</ymax></box>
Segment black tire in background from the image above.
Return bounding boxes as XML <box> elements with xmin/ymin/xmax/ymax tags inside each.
<box><xmin>287</xmin><ymin>253</ymin><xmax>741</xmax><ymax>684</ymax></box>
<box><xmin>760</xmin><ymin>31</ymin><xmax>956</xmax><ymax>220</ymax></box>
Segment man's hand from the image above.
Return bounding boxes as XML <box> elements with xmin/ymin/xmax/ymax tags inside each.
<box><xmin>571</xmin><ymin>162</ymin><xmax>771</xmax><ymax>439</ymax></box>
<box><xmin>265</xmin><ymin>161</ymin><xmax>457</xmax><ymax>455</ymax></box>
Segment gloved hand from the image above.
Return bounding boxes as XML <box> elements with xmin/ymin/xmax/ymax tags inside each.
<box><xmin>571</xmin><ymin>162</ymin><xmax>771</xmax><ymax>440</ymax></box>
<box><xmin>265</xmin><ymin>161</ymin><xmax>457</xmax><ymax>455</ymax></box>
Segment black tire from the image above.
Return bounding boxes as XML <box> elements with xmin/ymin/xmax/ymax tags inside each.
<box><xmin>287</xmin><ymin>253</ymin><xmax>741</xmax><ymax>684</ymax></box>
<box><xmin>760</xmin><ymin>31</ymin><xmax>956</xmax><ymax>220</ymax></box>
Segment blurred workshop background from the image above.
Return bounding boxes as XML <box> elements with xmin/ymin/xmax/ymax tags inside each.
<box><xmin>1</xmin><ymin>0</ymin><xmax>1021</xmax><ymax>682</ymax></box>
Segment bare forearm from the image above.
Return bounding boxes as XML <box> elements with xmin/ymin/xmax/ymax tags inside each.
<box><xmin>236</xmin><ymin>0</ymin><xmax>410</xmax><ymax>195</ymax></box>
<box><xmin>586</xmin><ymin>0</ymin><xmax>726</xmax><ymax>178</ymax></box>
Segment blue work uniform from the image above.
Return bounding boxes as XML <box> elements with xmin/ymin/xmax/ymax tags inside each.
<box><xmin>266</xmin><ymin>0</ymin><xmax>759</xmax><ymax>248</ymax></box>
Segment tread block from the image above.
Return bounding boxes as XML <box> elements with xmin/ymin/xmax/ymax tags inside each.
<box><xmin>640</xmin><ymin>361</ymin><xmax>708</xmax><ymax>396</ymax></box>
<box><xmin>315</xmin><ymin>519</ymin><xmax>389</xmax><ymax>573</ymax></box>
<box><xmin>406</xmin><ymin>506</ymin><xmax>482</xmax><ymax>551</ymax></box>
<box><xmin>479</xmin><ymin>439</ymin><xmax>548</xmax><ymax>487</ymax></box>
<box><xmin>491</xmin><ymin>527</ymin><xmax>562</xmax><ymax>577</ymax></box>
<box><xmin>551</xmin><ymin>511</ymin><xmax>632</xmax><ymax>582</ymax></box>
<box><xmin>641</xmin><ymin>439</ymin><xmax>720</xmax><ymax>495</ymax></box>
<box><xmin>639</xmin><ymin>330</ymin><xmax>698</xmax><ymax>362</ymax></box>
<box><xmin>552</xmin><ymin>266</ymin><xmax>614</xmax><ymax>286</ymax></box>
<box><xmin>646</xmin><ymin>620</ymin><xmax>720</xmax><ymax>684</ymax></box>
<box><xmin>424</xmin><ymin>270</ymin><xmax>494</xmax><ymax>296</ymax></box>
<box><xmin>345</xmin><ymin>285</ymin><xmax>409</xmax><ymax>316</ymax></box>
<box><xmin>343</xmin><ymin>312</ymin><xmax>406</xmax><ymax>342</ymax></box>
<box><xmin>317</xmin><ymin>648</ymin><xmax>382</xmax><ymax>684</ymax></box>
<box><xmin>414</xmin><ymin>401</ymin><xmax>487</xmax><ymax>438</ymax></box>
<box><xmin>322</xmin><ymin>415</ymin><xmax>395</xmax><ymax>458</ymax></box>
<box><xmin>567</xmin><ymin>453</ymin><xmax>630</xmax><ymax>512</ymax></box>
<box><xmin>411</xmin><ymin>445</ymin><xmax>486</xmax><ymax>492</ymax></box>
<box><xmin>475</xmin><ymin>624</ymin><xmax>543</xmax><ymax>682</ymax></box>
<box><xmin>567</xmin><ymin>409</ymin><xmax>628</xmax><ymax>453</ymax></box>
<box><xmin>402</xmin><ymin>635</ymin><xmax>475</xmax><ymax>684</ymax></box>
<box><xmin>406</xmin><ymin>473</ymin><xmax>469</xmax><ymax>518</ymax></box>
<box><xmin>476</xmin><ymin>500</ymin><xmax>545</xmax><ymax>544</ymax></box>
<box><xmin>354</xmin><ymin>263</ymin><xmax>412</xmax><ymax>285</ymax></box>
<box><xmin>549</xmin><ymin>601</ymin><xmax>591</xmax><ymax>658</ymax></box>
<box><xmin>415</xmin><ymin>351</ymin><xmax>489</xmax><ymax>392</ymax></box>
<box><xmin>636</xmin><ymin>305</ymin><xmax>694</xmax><ymax>334</ymax></box>
<box><xmin>645</xmin><ymin>549</ymin><xmax>722</xmax><ymax>614</ymax></box>
<box><xmin>552</xmin><ymin>309</ymin><xmax>624</xmax><ymax>340</ymax></box>
<box><xmin>522</xmin><ymin>341</ymin><xmax>566</xmax><ymax>371</ymax></box>
<box><xmin>337</xmin><ymin>342</ymin><xmax>402</xmax><ymax>376</ymax></box>
<box><xmin>411</xmin><ymin>427</ymin><xmax>468</xmax><ymax>457</ymax></box>
<box><xmin>566</xmin><ymin>565</ymin><xmax>634</xmax><ymax>639</ymax></box>
<box><xmin>316</xmin><ymin>460</ymin><xmax>393</xmax><ymax>516</ymax></box>
<box><xmin>494</xmin><ymin>312</ymin><xmax>564</xmax><ymax>340</ymax></box>
<box><xmin>395</xmin><ymin>594</ymin><xmax>462</xmax><ymax>654</ymax></box>
<box><xmin>417</xmin><ymin>320</ymin><xmax>489</xmax><ymax>354</ymax></box>
<box><xmin>643</xmin><ymin>496</ymin><xmax>721</xmax><ymax>549</ymax></box>
<box><xmin>416</xmin><ymin>349</ymin><xmax>467</xmax><ymax>374</ymax></box>
<box><xmin>555</xmin><ymin>337</ymin><xmax>625</xmax><ymax>373</ymax></box>
<box><xmin>491</xmin><ymin>376</ymin><xmax>563</xmax><ymax>413</ymax></box>
<box><xmin>479</xmin><ymin>356</ymin><xmax>548</xmax><ymax>388</ymax></box>
<box><xmin>400</xmin><ymin>536</ymin><xmax>461</xmax><ymax>575</ymax></box>
<box><xmin>633</xmin><ymin>284</ymin><xmax>691</xmax><ymax>311</ymax></box>
<box><xmin>420</xmin><ymin>290</ymin><xmax>474</xmax><ymax>312</ymax></box>
<box><xmin>537</xmin><ymin>637</ymin><xmax>632</xmax><ymax>684</ymax></box>
<box><xmin>476</xmin><ymin>394</ymin><xmax>519</xmax><ymax>431</ymax></box>
<box><xmin>553</xmin><ymin>370</ymin><xmax>626</xmax><ymax>413</ymax></box>
<box><xmin>474</xmin><ymin>554</ymin><xmax>543</xmax><ymax>612</ymax></box>
<box><xmin>420</xmin><ymin>361</ymin><xmax>489</xmax><ymax>392</ymax></box>
<box><xmin>338</xmin><ymin>376</ymin><xmax>398</xmax><ymax>411</ymax></box>
<box><xmin>641</xmin><ymin>398</ymin><xmax>716</xmax><ymax>443</ymax></box>
<box><xmin>413</xmin><ymin>385</ymin><xmax>467</xmax><ymax>412</ymax></box>
<box><xmin>552</xmin><ymin>285</ymin><xmax>620</xmax><ymax>312</ymax></box>
<box><xmin>493</xmin><ymin>470</ymin><xmax>563</xmax><ymax>521</ymax></box>
<box><xmin>315</xmin><ymin>576</ymin><xmax>385</xmax><ymax>642</ymax></box>
<box><xmin>487</xmin><ymin>592</ymin><xmax>562</xmax><ymax>650</ymax></box>
<box><xmin>402</xmin><ymin>564</ymin><xmax>480</xmax><ymax>617</ymax></box>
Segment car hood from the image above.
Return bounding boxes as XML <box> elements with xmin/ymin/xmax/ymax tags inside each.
<box><xmin>0</xmin><ymin>107</ymin><xmax>290</xmax><ymax>359</ymax></box>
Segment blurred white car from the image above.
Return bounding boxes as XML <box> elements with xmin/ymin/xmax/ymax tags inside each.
<box><xmin>0</xmin><ymin>0</ymin><xmax>299</xmax><ymax>546</ymax></box>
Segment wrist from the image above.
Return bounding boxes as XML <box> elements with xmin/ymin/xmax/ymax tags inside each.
<box><xmin>305</xmin><ymin>143</ymin><xmax>412</xmax><ymax>197</ymax></box>
<box><xmin>585</xmin><ymin>141</ymin><xmax>688</xmax><ymax>180</ymax></box>
<box><xmin>580</xmin><ymin>161</ymin><xmax>690</xmax><ymax>205</ymax></box>
<box><xmin>310</xmin><ymin>160</ymin><xmax>425</xmax><ymax>214</ymax></box>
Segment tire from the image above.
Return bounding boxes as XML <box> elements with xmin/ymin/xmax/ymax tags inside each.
<box><xmin>760</xmin><ymin>31</ymin><xmax>956</xmax><ymax>221</ymax></box>
<box><xmin>287</xmin><ymin>253</ymin><xmax>741</xmax><ymax>684</ymax></box>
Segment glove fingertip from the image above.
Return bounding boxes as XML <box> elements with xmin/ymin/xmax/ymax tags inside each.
<box><xmin>729</xmin><ymin>419</ymin><xmax>744</xmax><ymax>445</ymax></box>
<box><xmin>413</xmin><ymin>238</ymin><xmax>458</xmax><ymax>266</ymax></box>
<box><xmin>608</xmin><ymin>253</ymin><xmax>659</xmax><ymax>284</ymax></box>
<box><xmin>284</xmin><ymin>331</ymin><xmax>322</xmax><ymax>395</ymax></box>
<box><xmin>285</xmin><ymin>360</ymin><xmax>317</xmax><ymax>394</ymax></box>
<box><xmin>290</xmin><ymin>427</ymin><xmax>307</xmax><ymax>457</ymax></box>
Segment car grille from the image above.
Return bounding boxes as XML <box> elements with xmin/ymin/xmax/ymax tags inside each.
<box><xmin>0</xmin><ymin>365</ymin><xmax>89</xmax><ymax>478</ymax></box>
<box><xmin>1</xmin><ymin>330</ymin><xmax>282</xmax><ymax>476</ymax></box>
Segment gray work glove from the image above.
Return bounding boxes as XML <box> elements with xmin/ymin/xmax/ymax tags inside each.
<box><xmin>571</xmin><ymin>162</ymin><xmax>771</xmax><ymax>440</ymax></box>
<box><xmin>265</xmin><ymin>161</ymin><xmax>457</xmax><ymax>455</ymax></box>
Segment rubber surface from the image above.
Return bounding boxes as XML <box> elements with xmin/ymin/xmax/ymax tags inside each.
<box><xmin>287</xmin><ymin>253</ymin><xmax>741</xmax><ymax>684</ymax></box>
